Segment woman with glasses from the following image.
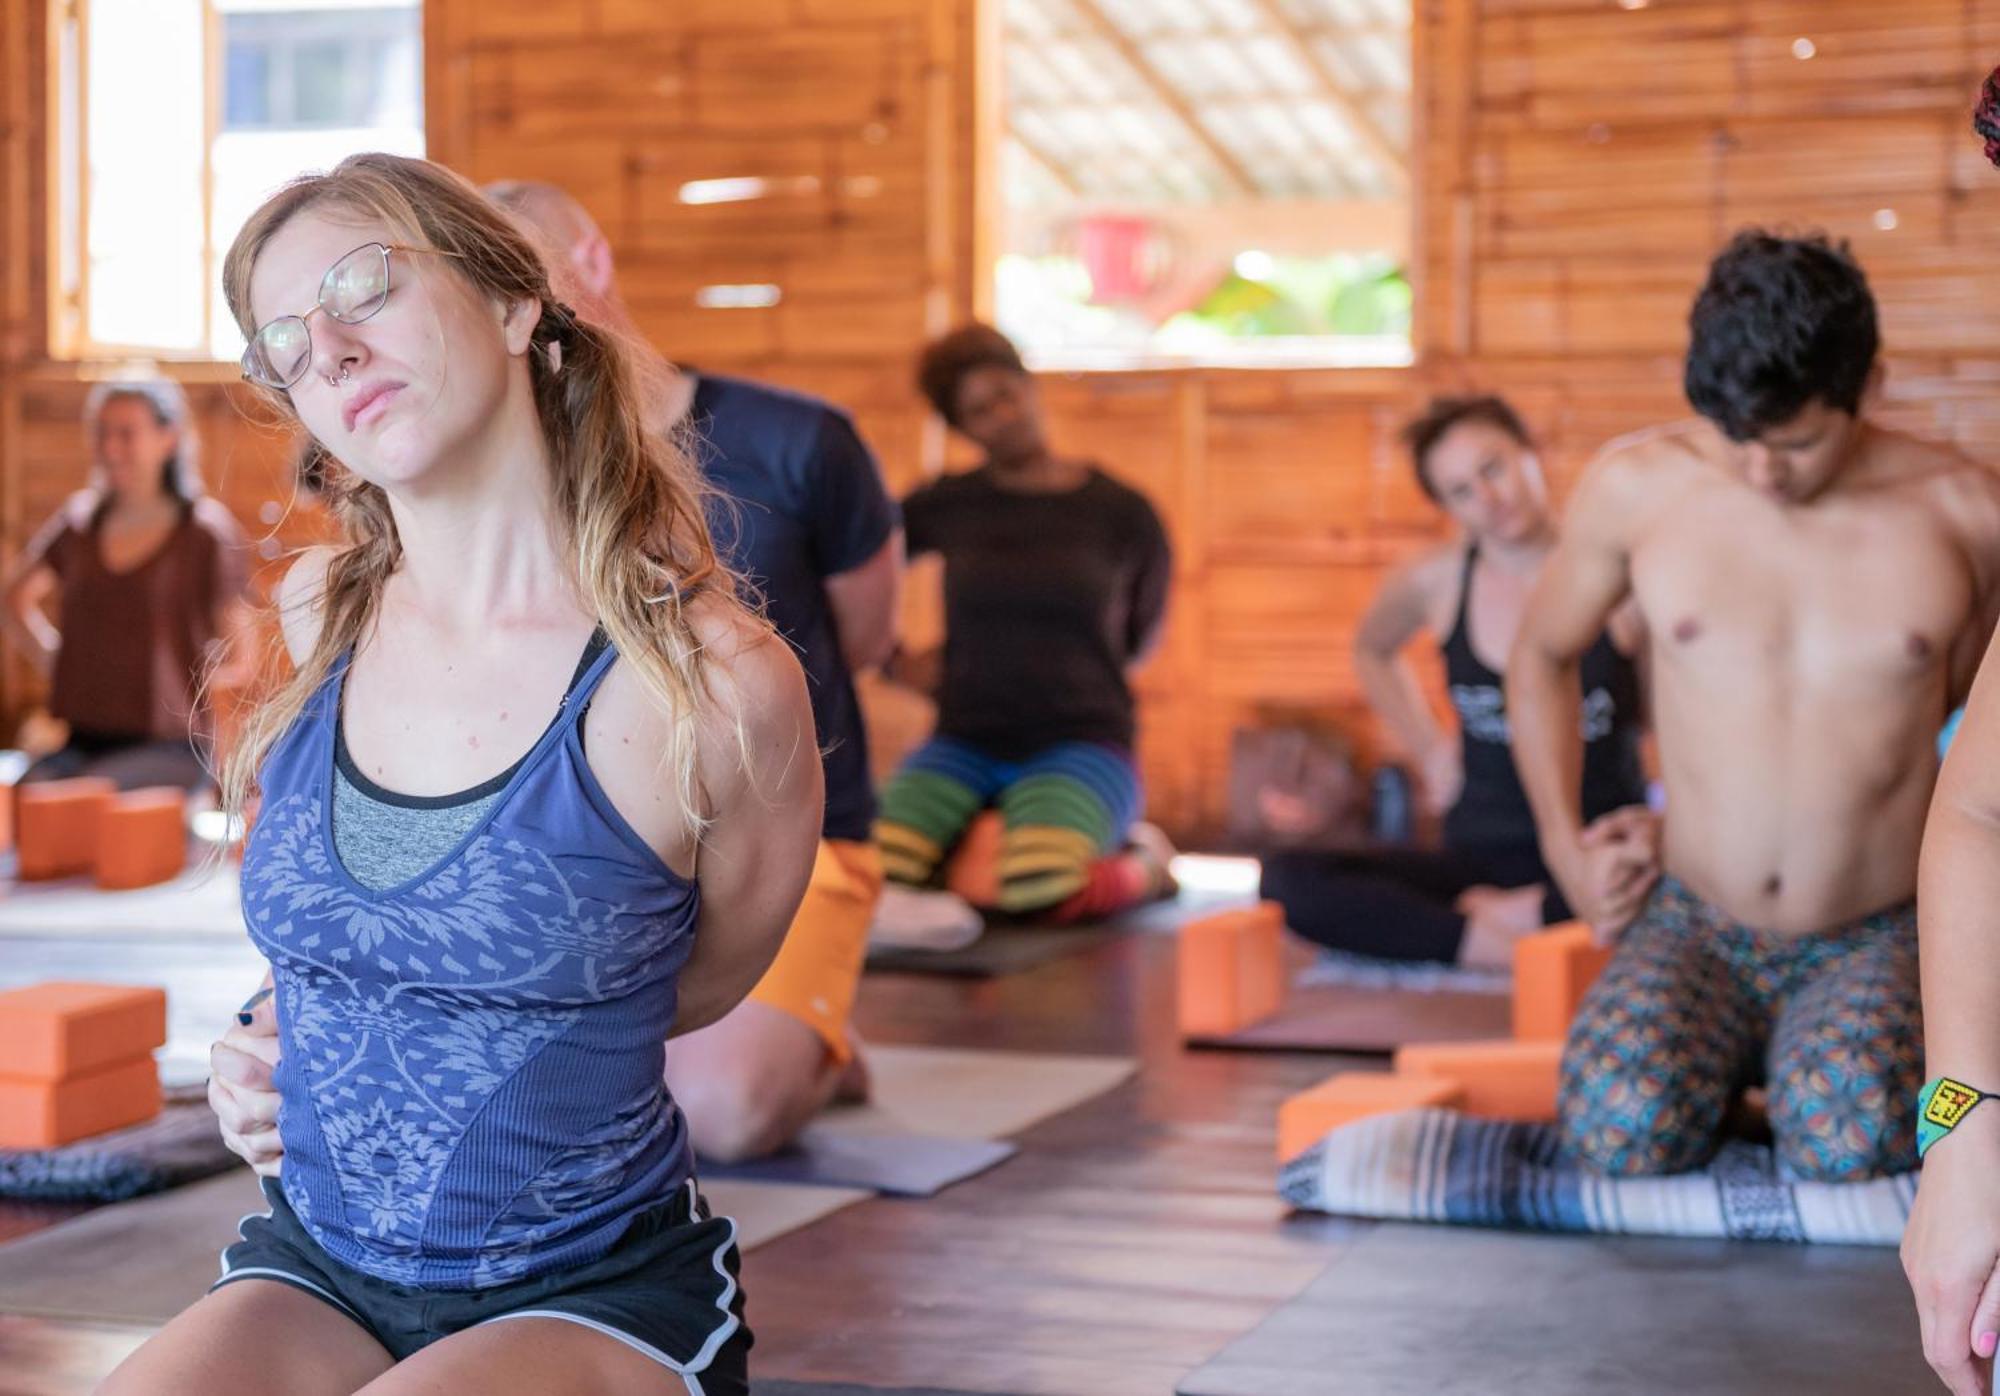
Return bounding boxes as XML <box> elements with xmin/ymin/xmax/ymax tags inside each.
<box><xmin>2</xmin><ymin>378</ymin><xmax>252</xmax><ymax>792</ymax></box>
<box><xmin>100</xmin><ymin>153</ymin><xmax>819</xmax><ymax>1396</ymax></box>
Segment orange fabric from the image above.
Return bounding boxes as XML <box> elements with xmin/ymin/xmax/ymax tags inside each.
<box><xmin>1511</xmin><ymin>921</ymin><xmax>1613</xmax><ymax>1044</ymax></box>
<box><xmin>1176</xmin><ymin>901</ymin><xmax>1285</xmax><ymax>1037</ymax></box>
<box><xmin>1394</xmin><ymin>1039</ymin><xmax>1564</xmax><ymax>1122</ymax></box>
<box><xmin>16</xmin><ymin>778</ymin><xmax>117</xmax><ymax>881</ymax></box>
<box><xmin>745</xmin><ymin>839</ymin><xmax>882</xmax><ymax>1064</ymax></box>
<box><xmin>0</xmin><ymin>1057</ymin><xmax>160</xmax><ymax>1148</ymax></box>
<box><xmin>942</xmin><ymin>809</ymin><xmax>1004</xmax><ymax>909</ymax></box>
<box><xmin>0</xmin><ymin>982</ymin><xmax>167</xmax><ymax>1080</ymax></box>
<box><xmin>94</xmin><ymin>788</ymin><xmax>188</xmax><ymax>891</ymax></box>
<box><xmin>1278</xmin><ymin>1072</ymin><xmax>1465</xmax><ymax>1163</ymax></box>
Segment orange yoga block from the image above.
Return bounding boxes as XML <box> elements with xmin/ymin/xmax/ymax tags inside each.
<box><xmin>1277</xmin><ymin>1071</ymin><xmax>1466</xmax><ymax>1163</ymax></box>
<box><xmin>1512</xmin><ymin>921</ymin><xmax>1614</xmax><ymax>1044</ymax></box>
<box><xmin>94</xmin><ymin>787</ymin><xmax>188</xmax><ymax>891</ymax></box>
<box><xmin>0</xmin><ymin>1057</ymin><xmax>161</xmax><ymax>1149</ymax></box>
<box><xmin>16</xmin><ymin>778</ymin><xmax>118</xmax><ymax>881</ymax></box>
<box><xmin>1177</xmin><ymin>901</ymin><xmax>1285</xmax><ymax>1037</ymax></box>
<box><xmin>0</xmin><ymin>982</ymin><xmax>168</xmax><ymax>1080</ymax></box>
<box><xmin>1394</xmin><ymin>1038</ymin><xmax>1564</xmax><ymax>1122</ymax></box>
<box><xmin>943</xmin><ymin>809</ymin><xmax>1004</xmax><ymax>910</ymax></box>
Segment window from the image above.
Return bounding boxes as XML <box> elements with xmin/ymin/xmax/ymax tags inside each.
<box><xmin>997</xmin><ymin>0</ymin><xmax>1412</xmax><ymax>369</ymax></box>
<box><xmin>51</xmin><ymin>0</ymin><xmax>423</xmax><ymax>362</ymax></box>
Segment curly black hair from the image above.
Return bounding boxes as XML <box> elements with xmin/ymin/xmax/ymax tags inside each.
<box><xmin>915</xmin><ymin>323</ymin><xmax>1027</xmax><ymax>427</ymax></box>
<box><xmin>1683</xmin><ymin>231</ymin><xmax>1878</xmax><ymax>442</ymax></box>
<box><xmin>1399</xmin><ymin>395</ymin><xmax>1532</xmax><ymax>501</ymax></box>
<box><xmin>1975</xmin><ymin>64</ymin><xmax>2000</xmax><ymax>166</ymax></box>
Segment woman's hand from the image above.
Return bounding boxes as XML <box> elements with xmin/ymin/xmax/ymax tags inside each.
<box><xmin>1417</xmin><ymin>743</ymin><xmax>1463</xmax><ymax>818</ymax></box>
<box><xmin>1906</xmin><ymin>1107</ymin><xmax>2000</xmax><ymax>1396</ymax></box>
<box><xmin>208</xmin><ymin>980</ymin><xmax>285</xmax><ymax>1177</ymax></box>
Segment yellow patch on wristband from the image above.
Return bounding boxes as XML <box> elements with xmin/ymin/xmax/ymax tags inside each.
<box><xmin>1926</xmin><ymin>1078</ymin><xmax>1984</xmax><ymax>1131</ymax></box>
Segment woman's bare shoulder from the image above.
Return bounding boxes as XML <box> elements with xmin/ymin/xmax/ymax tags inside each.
<box><xmin>274</xmin><ymin>546</ymin><xmax>337</xmax><ymax>665</ymax></box>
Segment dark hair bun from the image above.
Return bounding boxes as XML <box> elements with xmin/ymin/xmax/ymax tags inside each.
<box><xmin>1975</xmin><ymin>66</ymin><xmax>2000</xmax><ymax>167</ymax></box>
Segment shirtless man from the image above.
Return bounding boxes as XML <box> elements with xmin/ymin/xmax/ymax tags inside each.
<box><xmin>1509</xmin><ymin>230</ymin><xmax>2000</xmax><ymax>1181</ymax></box>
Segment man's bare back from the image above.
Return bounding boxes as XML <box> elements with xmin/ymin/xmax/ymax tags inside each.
<box><xmin>1526</xmin><ymin>417</ymin><xmax>2000</xmax><ymax>937</ymax></box>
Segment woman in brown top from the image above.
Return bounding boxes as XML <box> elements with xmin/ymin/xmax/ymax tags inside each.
<box><xmin>2</xmin><ymin>379</ymin><xmax>252</xmax><ymax>791</ymax></box>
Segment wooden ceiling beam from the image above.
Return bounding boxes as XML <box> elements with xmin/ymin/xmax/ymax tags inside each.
<box><xmin>1012</xmin><ymin>23</ymin><xmax>1410</xmax><ymax>44</ymax></box>
<box><xmin>1066</xmin><ymin>0</ymin><xmax>1259</xmax><ymax>197</ymax></box>
<box><xmin>1243</xmin><ymin>0</ymin><xmax>1408</xmax><ymax>190</ymax></box>
<box><xmin>1004</xmin><ymin>123</ymin><xmax>1084</xmax><ymax>196</ymax></box>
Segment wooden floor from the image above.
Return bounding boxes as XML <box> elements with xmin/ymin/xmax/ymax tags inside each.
<box><xmin>0</xmin><ymin>912</ymin><xmax>1370</xmax><ymax>1396</ymax></box>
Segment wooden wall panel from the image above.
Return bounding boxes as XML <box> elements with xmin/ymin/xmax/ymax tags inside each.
<box><xmin>7</xmin><ymin>0</ymin><xmax>2000</xmax><ymax>844</ymax></box>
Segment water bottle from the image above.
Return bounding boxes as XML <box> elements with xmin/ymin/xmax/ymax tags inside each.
<box><xmin>1371</xmin><ymin>763</ymin><xmax>1414</xmax><ymax>845</ymax></box>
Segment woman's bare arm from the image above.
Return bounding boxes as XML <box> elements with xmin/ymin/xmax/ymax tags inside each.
<box><xmin>1353</xmin><ymin>551</ymin><xmax>1451</xmax><ymax>762</ymax></box>
<box><xmin>589</xmin><ymin>600</ymin><xmax>824</xmax><ymax>1038</ymax></box>
<box><xmin>2</xmin><ymin>561</ymin><xmax>60</xmax><ymax>678</ymax></box>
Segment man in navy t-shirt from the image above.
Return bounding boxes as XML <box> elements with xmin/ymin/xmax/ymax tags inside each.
<box><xmin>692</xmin><ymin>373</ymin><xmax>896</xmax><ymax>846</ymax></box>
<box><xmin>492</xmin><ymin>182</ymin><xmax>903</xmax><ymax>1160</ymax></box>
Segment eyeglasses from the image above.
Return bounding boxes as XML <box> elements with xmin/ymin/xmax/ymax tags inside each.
<box><xmin>241</xmin><ymin>242</ymin><xmax>458</xmax><ymax>391</ymax></box>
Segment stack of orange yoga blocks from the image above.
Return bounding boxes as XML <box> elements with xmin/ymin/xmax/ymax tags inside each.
<box><xmin>1174</xmin><ymin>904</ymin><xmax>1613</xmax><ymax>1157</ymax></box>
<box><xmin>0</xmin><ymin>983</ymin><xmax>167</xmax><ymax>1149</ymax></box>
<box><xmin>12</xmin><ymin>778</ymin><xmax>188</xmax><ymax>890</ymax></box>
<box><xmin>1274</xmin><ymin>922</ymin><xmax>1614</xmax><ymax>1161</ymax></box>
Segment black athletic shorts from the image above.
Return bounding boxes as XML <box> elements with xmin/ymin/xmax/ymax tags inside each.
<box><xmin>213</xmin><ymin>1176</ymin><xmax>749</xmax><ymax>1395</ymax></box>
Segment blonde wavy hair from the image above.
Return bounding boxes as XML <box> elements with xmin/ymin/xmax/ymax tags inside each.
<box><xmin>218</xmin><ymin>152</ymin><xmax>755</xmax><ymax>836</ymax></box>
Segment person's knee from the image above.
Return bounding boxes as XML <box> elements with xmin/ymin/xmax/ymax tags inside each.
<box><xmin>1558</xmin><ymin>1025</ymin><xmax>1725</xmax><ymax>1176</ymax></box>
<box><xmin>668</xmin><ymin>1015</ymin><xmax>831</xmax><ymax>1164</ymax></box>
<box><xmin>674</xmin><ymin>1067</ymin><xmax>805</xmax><ymax>1164</ymax></box>
<box><xmin>994</xmin><ymin>827</ymin><xmax>1094</xmax><ymax>913</ymax></box>
<box><xmin>1766</xmin><ymin>1075</ymin><xmax>1917</xmax><ymax>1181</ymax></box>
<box><xmin>1557</xmin><ymin>1085</ymin><xmax>1723</xmax><ymax>1176</ymax></box>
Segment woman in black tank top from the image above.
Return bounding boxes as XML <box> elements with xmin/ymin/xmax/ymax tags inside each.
<box><xmin>1262</xmin><ymin>396</ymin><xmax>1649</xmax><ymax>969</ymax></box>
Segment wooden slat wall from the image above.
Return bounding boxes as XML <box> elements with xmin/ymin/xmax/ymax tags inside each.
<box><xmin>1054</xmin><ymin>0</ymin><xmax>2000</xmax><ymax>837</ymax></box>
<box><xmin>426</xmin><ymin>0</ymin><xmax>956</xmax><ymax>498</ymax></box>
<box><xmin>6</xmin><ymin>0</ymin><xmax>2000</xmax><ymax>841</ymax></box>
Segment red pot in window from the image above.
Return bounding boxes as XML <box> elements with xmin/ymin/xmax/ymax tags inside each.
<box><xmin>1076</xmin><ymin>214</ymin><xmax>1171</xmax><ymax>305</ymax></box>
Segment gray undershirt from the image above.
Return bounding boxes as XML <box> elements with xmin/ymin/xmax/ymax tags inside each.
<box><xmin>331</xmin><ymin>768</ymin><xmax>504</xmax><ymax>892</ymax></box>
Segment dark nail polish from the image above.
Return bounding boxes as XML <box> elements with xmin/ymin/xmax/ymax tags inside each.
<box><xmin>237</xmin><ymin>987</ymin><xmax>273</xmax><ymax>1025</ymax></box>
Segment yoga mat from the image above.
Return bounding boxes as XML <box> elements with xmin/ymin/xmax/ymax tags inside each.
<box><xmin>1177</xmin><ymin>1223</ymin><xmax>1928</xmax><ymax>1396</ymax></box>
<box><xmin>752</xmin><ymin>1376</ymin><xmax>996</xmax><ymax>1384</ymax></box>
<box><xmin>866</xmin><ymin>921</ymin><xmax>1126</xmax><ymax>978</ymax></box>
<box><xmin>0</xmin><ymin>867</ymin><xmax>246</xmax><ymax>941</ymax></box>
<box><xmin>700</xmin><ymin>1046</ymin><xmax>1134</xmax><ymax>1195</ymax></box>
<box><xmin>840</xmin><ymin>1045</ymin><xmax>1136</xmax><ymax>1141</ymax></box>
<box><xmin>702</xmin><ymin>1129</ymin><xmax>1014</xmax><ymax>1198</ymax></box>
<box><xmin>702</xmin><ymin>1176</ymin><xmax>871</xmax><ymax>1251</ymax></box>
<box><xmin>1186</xmin><ymin>982</ymin><xmax>1512</xmax><ymax>1055</ymax></box>
<box><xmin>0</xmin><ymin>1092</ymin><xmax>235</xmax><ymax>1202</ymax></box>
<box><xmin>1284</xmin><ymin>1109</ymin><xmax>1913</xmax><ymax>1246</ymax></box>
<box><xmin>0</xmin><ymin>1168</ymin><xmax>865</xmax><ymax>1326</ymax></box>
<box><xmin>1296</xmin><ymin>949</ymin><xmax>1509</xmax><ymax>995</ymax></box>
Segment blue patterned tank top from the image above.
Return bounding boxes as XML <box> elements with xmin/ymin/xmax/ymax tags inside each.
<box><xmin>240</xmin><ymin>640</ymin><xmax>702</xmax><ymax>1289</ymax></box>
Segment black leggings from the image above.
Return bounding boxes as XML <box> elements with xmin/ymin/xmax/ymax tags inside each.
<box><xmin>1260</xmin><ymin>843</ymin><xmax>1568</xmax><ymax>965</ymax></box>
<box><xmin>21</xmin><ymin>733</ymin><xmax>208</xmax><ymax>793</ymax></box>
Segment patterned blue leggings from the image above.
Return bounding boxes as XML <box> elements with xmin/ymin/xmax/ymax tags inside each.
<box><xmin>1559</xmin><ymin>876</ymin><xmax>1921</xmax><ymax>1182</ymax></box>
